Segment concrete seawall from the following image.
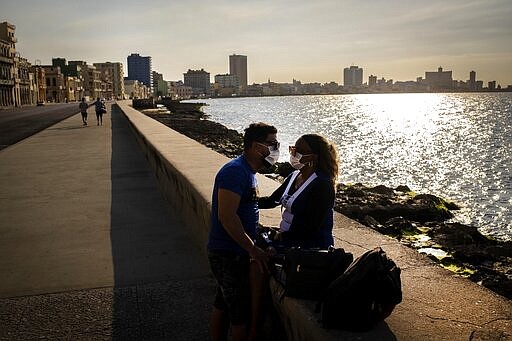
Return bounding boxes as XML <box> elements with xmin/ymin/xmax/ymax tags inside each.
<box><xmin>117</xmin><ymin>100</ymin><xmax>512</xmax><ymax>340</ymax></box>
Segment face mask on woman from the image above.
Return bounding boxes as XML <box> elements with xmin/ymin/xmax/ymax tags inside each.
<box><xmin>289</xmin><ymin>152</ymin><xmax>305</xmax><ymax>170</ymax></box>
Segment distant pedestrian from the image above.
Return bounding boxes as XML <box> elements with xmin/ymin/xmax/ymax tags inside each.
<box><xmin>93</xmin><ymin>98</ymin><xmax>107</xmax><ymax>126</ymax></box>
<box><xmin>78</xmin><ymin>97</ymin><xmax>89</xmax><ymax>126</ymax></box>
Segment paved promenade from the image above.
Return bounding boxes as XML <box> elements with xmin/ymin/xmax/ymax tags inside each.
<box><xmin>0</xmin><ymin>105</ymin><xmax>214</xmax><ymax>340</ymax></box>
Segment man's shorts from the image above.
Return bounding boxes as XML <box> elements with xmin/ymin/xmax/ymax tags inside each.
<box><xmin>208</xmin><ymin>250</ymin><xmax>251</xmax><ymax>325</ymax></box>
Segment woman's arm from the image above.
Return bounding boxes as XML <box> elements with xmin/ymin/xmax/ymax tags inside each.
<box><xmin>257</xmin><ymin>176</ymin><xmax>290</xmax><ymax>209</ymax></box>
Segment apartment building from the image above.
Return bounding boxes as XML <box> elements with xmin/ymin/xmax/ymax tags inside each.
<box><xmin>425</xmin><ymin>66</ymin><xmax>453</xmax><ymax>89</ymax></box>
<box><xmin>43</xmin><ymin>66</ymin><xmax>65</xmax><ymax>102</ymax></box>
<box><xmin>13</xmin><ymin>55</ymin><xmax>34</xmax><ymax>106</ymax></box>
<box><xmin>94</xmin><ymin>62</ymin><xmax>125</xmax><ymax>99</ymax></box>
<box><xmin>183</xmin><ymin>69</ymin><xmax>210</xmax><ymax>96</ymax></box>
<box><xmin>0</xmin><ymin>36</ymin><xmax>14</xmax><ymax>107</ymax></box>
<box><xmin>0</xmin><ymin>22</ymin><xmax>16</xmax><ymax>108</ymax></box>
<box><xmin>168</xmin><ymin>81</ymin><xmax>192</xmax><ymax>100</ymax></box>
<box><xmin>215</xmin><ymin>73</ymin><xmax>239</xmax><ymax>88</ymax></box>
<box><xmin>124</xmin><ymin>79</ymin><xmax>150</xmax><ymax>99</ymax></box>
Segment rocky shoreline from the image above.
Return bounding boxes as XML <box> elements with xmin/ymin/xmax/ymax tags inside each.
<box><xmin>142</xmin><ymin>103</ymin><xmax>511</xmax><ymax>300</ymax></box>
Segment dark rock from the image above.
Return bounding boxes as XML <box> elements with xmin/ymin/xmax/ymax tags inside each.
<box><xmin>395</xmin><ymin>185</ymin><xmax>411</xmax><ymax>193</ymax></box>
<box><xmin>439</xmin><ymin>256</ymin><xmax>460</xmax><ymax>267</ymax></box>
<box><xmin>158</xmin><ymin>99</ymin><xmax>207</xmax><ymax>116</ymax></box>
<box><xmin>410</xmin><ymin>195</ymin><xmax>455</xmax><ymax>221</ymax></box>
<box><xmin>368</xmin><ymin>185</ymin><xmax>395</xmax><ymax>196</ymax></box>
<box><xmin>426</xmin><ymin>223</ymin><xmax>490</xmax><ymax>247</ymax></box>
<box><xmin>367</xmin><ymin>216</ymin><xmax>420</xmax><ymax>237</ymax></box>
<box><xmin>344</xmin><ymin>186</ymin><xmax>366</xmax><ymax>197</ymax></box>
<box><xmin>361</xmin><ymin>215</ymin><xmax>382</xmax><ymax>229</ymax></box>
<box><xmin>470</xmin><ymin>268</ymin><xmax>512</xmax><ymax>299</ymax></box>
<box><xmin>385</xmin><ymin>217</ymin><xmax>419</xmax><ymax>234</ymax></box>
<box><xmin>444</xmin><ymin>200</ymin><xmax>460</xmax><ymax>210</ymax></box>
<box><xmin>144</xmin><ymin>112</ymin><xmax>243</xmax><ymax>159</ymax></box>
<box><xmin>133</xmin><ymin>98</ymin><xmax>156</xmax><ymax>109</ymax></box>
<box><xmin>413</xmin><ymin>194</ymin><xmax>458</xmax><ymax>215</ymax></box>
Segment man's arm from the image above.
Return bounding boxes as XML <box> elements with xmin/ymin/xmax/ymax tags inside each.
<box><xmin>218</xmin><ymin>188</ymin><xmax>269</xmax><ymax>270</ymax></box>
<box><xmin>218</xmin><ymin>188</ymin><xmax>254</xmax><ymax>251</ymax></box>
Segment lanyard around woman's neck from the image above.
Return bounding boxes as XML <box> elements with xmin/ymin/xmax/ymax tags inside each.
<box><xmin>280</xmin><ymin>170</ymin><xmax>318</xmax><ymax>209</ymax></box>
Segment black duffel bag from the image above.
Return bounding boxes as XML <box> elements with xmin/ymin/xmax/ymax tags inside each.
<box><xmin>278</xmin><ymin>247</ymin><xmax>353</xmax><ymax>300</ymax></box>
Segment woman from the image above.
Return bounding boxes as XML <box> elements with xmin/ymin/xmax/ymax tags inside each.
<box><xmin>259</xmin><ymin>133</ymin><xmax>339</xmax><ymax>249</ymax></box>
<box><xmin>93</xmin><ymin>98</ymin><xmax>106</xmax><ymax>126</ymax></box>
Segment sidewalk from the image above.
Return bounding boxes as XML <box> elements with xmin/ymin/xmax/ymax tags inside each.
<box><xmin>0</xmin><ymin>105</ymin><xmax>214</xmax><ymax>340</ymax></box>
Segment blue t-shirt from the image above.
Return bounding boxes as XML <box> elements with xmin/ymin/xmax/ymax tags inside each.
<box><xmin>207</xmin><ymin>155</ymin><xmax>259</xmax><ymax>254</ymax></box>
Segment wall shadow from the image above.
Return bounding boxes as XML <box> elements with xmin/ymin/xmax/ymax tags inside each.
<box><xmin>109</xmin><ymin>105</ymin><xmax>213</xmax><ymax>340</ymax></box>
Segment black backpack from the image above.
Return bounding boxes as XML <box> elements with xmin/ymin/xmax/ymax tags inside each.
<box><xmin>321</xmin><ymin>247</ymin><xmax>402</xmax><ymax>331</ymax></box>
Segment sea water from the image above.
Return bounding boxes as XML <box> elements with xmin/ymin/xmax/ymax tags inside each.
<box><xmin>189</xmin><ymin>93</ymin><xmax>512</xmax><ymax>241</ymax></box>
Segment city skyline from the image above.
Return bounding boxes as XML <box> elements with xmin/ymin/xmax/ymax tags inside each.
<box><xmin>3</xmin><ymin>0</ymin><xmax>512</xmax><ymax>86</ymax></box>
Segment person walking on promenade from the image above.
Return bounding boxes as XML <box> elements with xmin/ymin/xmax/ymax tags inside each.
<box><xmin>93</xmin><ymin>98</ymin><xmax>106</xmax><ymax>126</ymax></box>
<box><xmin>259</xmin><ymin>133</ymin><xmax>339</xmax><ymax>249</ymax></box>
<box><xmin>78</xmin><ymin>97</ymin><xmax>89</xmax><ymax>126</ymax></box>
<box><xmin>207</xmin><ymin>122</ymin><xmax>280</xmax><ymax>341</ymax></box>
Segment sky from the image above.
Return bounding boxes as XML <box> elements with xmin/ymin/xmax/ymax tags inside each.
<box><xmin>3</xmin><ymin>0</ymin><xmax>512</xmax><ymax>86</ymax></box>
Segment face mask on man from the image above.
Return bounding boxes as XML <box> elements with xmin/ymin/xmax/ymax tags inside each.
<box><xmin>258</xmin><ymin>142</ymin><xmax>280</xmax><ymax>167</ymax></box>
<box><xmin>264</xmin><ymin>146</ymin><xmax>280</xmax><ymax>166</ymax></box>
<box><xmin>289</xmin><ymin>152</ymin><xmax>305</xmax><ymax>170</ymax></box>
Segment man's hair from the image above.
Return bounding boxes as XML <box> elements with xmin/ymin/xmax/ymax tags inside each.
<box><xmin>243</xmin><ymin>122</ymin><xmax>277</xmax><ymax>150</ymax></box>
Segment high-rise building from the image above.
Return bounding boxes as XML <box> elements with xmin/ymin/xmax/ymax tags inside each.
<box><xmin>127</xmin><ymin>53</ymin><xmax>152</xmax><ymax>90</ymax></box>
<box><xmin>152</xmin><ymin>71</ymin><xmax>164</xmax><ymax>96</ymax></box>
<box><xmin>183</xmin><ymin>69</ymin><xmax>210</xmax><ymax>96</ymax></box>
<box><xmin>229</xmin><ymin>54</ymin><xmax>247</xmax><ymax>88</ymax></box>
<box><xmin>343</xmin><ymin>66</ymin><xmax>363</xmax><ymax>88</ymax></box>
<box><xmin>469</xmin><ymin>71</ymin><xmax>476</xmax><ymax>91</ymax></box>
<box><xmin>368</xmin><ymin>75</ymin><xmax>377</xmax><ymax>87</ymax></box>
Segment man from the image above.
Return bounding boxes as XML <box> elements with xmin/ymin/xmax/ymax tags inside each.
<box><xmin>207</xmin><ymin>122</ymin><xmax>280</xmax><ymax>341</ymax></box>
<box><xmin>78</xmin><ymin>98</ymin><xmax>89</xmax><ymax>126</ymax></box>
